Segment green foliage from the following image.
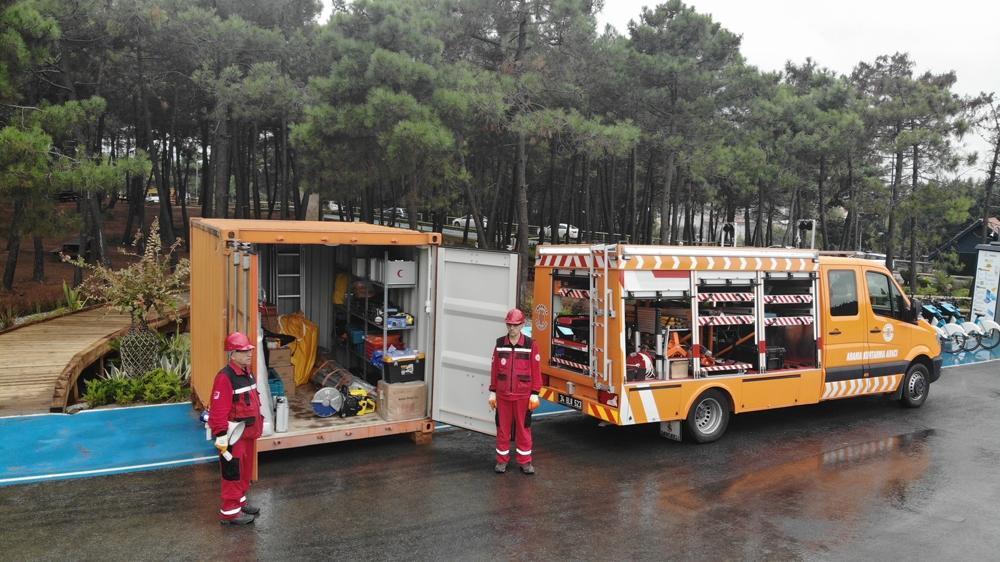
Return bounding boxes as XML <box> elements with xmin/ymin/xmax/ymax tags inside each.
<box><xmin>156</xmin><ymin>332</ymin><xmax>192</xmax><ymax>382</ymax></box>
<box><xmin>82</xmin><ymin>363</ymin><xmax>189</xmax><ymax>407</ymax></box>
<box><xmin>63</xmin><ymin>280</ymin><xmax>87</xmax><ymax>311</ymax></box>
<box><xmin>66</xmin><ymin>219</ymin><xmax>190</xmax><ymax>325</ymax></box>
<box><xmin>0</xmin><ymin>305</ymin><xmax>19</xmax><ymax>330</ymax></box>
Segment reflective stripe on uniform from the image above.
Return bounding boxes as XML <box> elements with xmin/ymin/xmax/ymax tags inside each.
<box><xmin>513</xmin><ymin>348</ymin><xmax>532</xmax><ymax>353</ymax></box>
<box><xmin>220</xmin><ymin>506</ymin><xmax>242</xmax><ymax>516</ymax></box>
<box><xmin>495</xmin><ymin>347</ymin><xmax>513</xmax><ymax>352</ymax></box>
<box><xmin>233</xmin><ymin>384</ymin><xmax>257</xmax><ymax>394</ymax></box>
<box><xmin>239</xmin><ymin>496</ymin><xmax>247</xmax><ymax>503</ymax></box>
<box><xmin>516</xmin><ymin>448</ymin><xmax>531</xmax><ymax>456</ymax></box>
<box><xmin>496</xmin><ymin>448</ymin><xmax>510</xmax><ymax>455</ymax></box>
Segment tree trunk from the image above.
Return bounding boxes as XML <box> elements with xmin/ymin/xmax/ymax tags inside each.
<box><xmin>885</xmin><ymin>144</ymin><xmax>904</xmax><ymax>270</ymax></box>
<box><xmin>909</xmin><ymin>145</ymin><xmax>919</xmax><ymax>292</ymax></box>
<box><xmin>981</xmin><ymin>124</ymin><xmax>1000</xmax><ymax>243</ymax></box>
<box><xmin>3</xmin><ymin>198</ymin><xmax>25</xmax><ymax>291</ymax></box>
<box><xmin>817</xmin><ymin>155</ymin><xmax>828</xmax><ymax>250</ymax></box>
<box><xmin>213</xmin><ymin>112</ymin><xmax>231</xmax><ymax>219</ymax></box>
<box><xmin>32</xmin><ymin>236</ymin><xmax>44</xmax><ymax>282</ymax></box>
<box><xmin>281</xmin><ymin>117</ymin><xmax>290</xmax><ymax>219</ymax></box>
<box><xmin>200</xmin><ymin>119</ymin><xmax>213</xmax><ymax>218</ymax></box>
<box><xmin>658</xmin><ymin>151</ymin><xmax>675</xmax><ymax>244</ymax></box>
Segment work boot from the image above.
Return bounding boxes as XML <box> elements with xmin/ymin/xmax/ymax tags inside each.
<box><xmin>494</xmin><ymin>462</ymin><xmax>507</xmax><ymax>474</ymax></box>
<box><xmin>520</xmin><ymin>463</ymin><xmax>535</xmax><ymax>475</ymax></box>
<box><xmin>219</xmin><ymin>513</ymin><xmax>255</xmax><ymax>526</ymax></box>
<box><xmin>242</xmin><ymin>504</ymin><xmax>260</xmax><ymax>515</ymax></box>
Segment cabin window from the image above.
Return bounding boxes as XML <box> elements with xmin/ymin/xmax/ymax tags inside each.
<box><xmin>828</xmin><ymin>270</ymin><xmax>858</xmax><ymax>316</ymax></box>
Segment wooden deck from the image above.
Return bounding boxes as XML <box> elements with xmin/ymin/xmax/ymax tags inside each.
<box><xmin>0</xmin><ymin>300</ymin><xmax>189</xmax><ymax>416</ymax></box>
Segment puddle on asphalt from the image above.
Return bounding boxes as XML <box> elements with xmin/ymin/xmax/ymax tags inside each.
<box><xmin>654</xmin><ymin>429</ymin><xmax>937</xmax><ymax>522</ymax></box>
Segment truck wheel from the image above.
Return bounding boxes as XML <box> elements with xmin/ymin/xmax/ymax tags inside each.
<box><xmin>899</xmin><ymin>363</ymin><xmax>929</xmax><ymax>408</ymax></box>
<box><xmin>684</xmin><ymin>389</ymin><xmax>730</xmax><ymax>443</ymax></box>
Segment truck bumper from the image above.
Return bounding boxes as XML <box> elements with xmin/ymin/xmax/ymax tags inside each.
<box><xmin>930</xmin><ymin>355</ymin><xmax>943</xmax><ymax>383</ymax></box>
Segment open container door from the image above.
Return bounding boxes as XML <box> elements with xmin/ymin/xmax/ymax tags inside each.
<box><xmin>432</xmin><ymin>247</ymin><xmax>519</xmax><ymax>435</ymax></box>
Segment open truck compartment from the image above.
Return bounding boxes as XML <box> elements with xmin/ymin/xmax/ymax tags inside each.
<box><xmin>534</xmin><ymin>245</ymin><xmax>822</xmax><ymax>426</ymax></box>
<box><xmin>190</xmin><ymin>219</ymin><xmax>517</xmax><ymax>463</ymax></box>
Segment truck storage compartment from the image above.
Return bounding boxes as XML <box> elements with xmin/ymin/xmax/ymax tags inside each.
<box><xmin>190</xmin><ymin>219</ymin><xmax>518</xmax><ymax>465</ymax></box>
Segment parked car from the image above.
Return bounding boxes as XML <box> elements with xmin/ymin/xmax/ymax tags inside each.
<box><xmin>145</xmin><ymin>194</ymin><xmax>160</xmax><ymax>204</ymax></box>
<box><xmin>452</xmin><ymin>214</ymin><xmax>487</xmax><ymax>229</ymax></box>
<box><xmin>543</xmin><ymin>223</ymin><xmax>579</xmax><ymax>239</ymax></box>
<box><xmin>381</xmin><ymin>207</ymin><xmax>408</xmax><ymax>221</ymax></box>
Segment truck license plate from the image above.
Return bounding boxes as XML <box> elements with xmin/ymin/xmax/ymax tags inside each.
<box><xmin>557</xmin><ymin>393</ymin><xmax>582</xmax><ymax>410</ymax></box>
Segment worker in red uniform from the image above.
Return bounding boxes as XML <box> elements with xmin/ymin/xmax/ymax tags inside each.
<box><xmin>488</xmin><ymin>308</ymin><xmax>542</xmax><ymax>475</ymax></box>
<box><xmin>209</xmin><ymin>332</ymin><xmax>263</xmax><ymax>525</ymax></box>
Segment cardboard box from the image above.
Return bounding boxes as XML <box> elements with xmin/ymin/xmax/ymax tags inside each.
<box><xmin>269</xmin><ymin>346</ymin><xmax>292</xmax><ymax>367</ymax></box>
<box><xmin>272</xmin><ymin>364</ymin><xmax>296</xmax><ymax>396</ymax></box>
<box><xmin>670</xmin><ymin>359</ymin><xmax>689</xmax><ymax>379</ymax></box>
<box><xmin>377</xmin><ymin>380</ymin><xmax>427</xmax><ymax>421</ymax></box>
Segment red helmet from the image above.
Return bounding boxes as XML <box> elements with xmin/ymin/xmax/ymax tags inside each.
<box><xmin>224</xmin><ymin>332</ymin><xmax>254</xmax><ymax>352</ymax></box>
<box><xmin>505</xmin><ymin>308</ymin><xmax>526</xmax><ymax>325</ymax></box>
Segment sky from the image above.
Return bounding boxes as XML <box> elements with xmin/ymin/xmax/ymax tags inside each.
<box><xmin>318</xmin><ymin>0</ymin><xmax>1000</xmax><ymax>170</ymax></box>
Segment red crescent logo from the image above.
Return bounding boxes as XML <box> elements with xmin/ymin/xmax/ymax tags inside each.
<box><xmin>396</xmin><ymin>269</ymin><xmax>403</xmax><ymax>278</ymax></box>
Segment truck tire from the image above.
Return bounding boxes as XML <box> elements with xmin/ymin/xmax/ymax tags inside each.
<box><xmin>899</xmin><ymin>363</ymin><xmax>929</xmax><ymax>408</ymax></box>
<box><xmin>684</xmin><ymin>389</ymin><xmax>730</xmax><ymax>443</ymax></box>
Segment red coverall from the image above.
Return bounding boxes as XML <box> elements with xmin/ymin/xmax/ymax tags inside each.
<box><xmin>208</xmin><ymin>361</ymin><xmax>262</xmax><ymax>520</ymax></box>
<box><xmin>489</xmin><ymin>334</ymin><xmax>542</xmax><ymax>466</ymax></box>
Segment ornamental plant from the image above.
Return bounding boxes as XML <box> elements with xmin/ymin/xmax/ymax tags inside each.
<box><xmin>65</xmin><ymin>218</ymin><xmax>189</xmax><ymax>325</ymax></box>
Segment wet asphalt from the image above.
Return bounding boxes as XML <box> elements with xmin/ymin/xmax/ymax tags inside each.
<box><xmin>2</xmin><ymin>361</ymin><xmax>999</xmax><ymax>562</ymax></box>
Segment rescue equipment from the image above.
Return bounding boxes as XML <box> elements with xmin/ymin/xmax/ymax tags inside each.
<box><xmin>338</xmin><ymin>386</ymin><xmax>376</xmax><ymax>417</ymax></box>
<box><xmin>221</xmin><ymin>420</ymin><xmax>246</xmax><ymax>461</ymax></box>
<box><xmin>311</xmin><ymin>387</ymin><xmax>344</xmax><ymax>417</ymax></box>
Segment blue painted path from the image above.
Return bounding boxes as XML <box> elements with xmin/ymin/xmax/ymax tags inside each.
<box><xmin>2</xmin><ymin>337</ymin><xmax>990</xmax><ymax>487</ymax></box>
<box><xmin>0</xmin><ymin>403</ymin><xmax>215</xmax><ymax>486</ymax></box>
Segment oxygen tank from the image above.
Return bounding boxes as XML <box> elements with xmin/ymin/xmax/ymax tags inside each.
<box><xmin>275</xmin><ymin>397</ymin><xmax>289</xmax><ymax>433</ymax></box>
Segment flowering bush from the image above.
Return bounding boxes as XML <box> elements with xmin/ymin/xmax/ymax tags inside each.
<box><xmin>65</xmin><ymin>218</ymin><xmax>189</xmax><ymax>325</ymax></box>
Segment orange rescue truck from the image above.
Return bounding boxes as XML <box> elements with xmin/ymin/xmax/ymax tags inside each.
<box><xmin>531</xmin><ymin>245</ymin><xmax>942</xmax><ymax>442</ymax></box>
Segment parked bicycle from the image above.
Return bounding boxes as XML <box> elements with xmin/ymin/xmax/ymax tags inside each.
<box><xmin>971</xmin><ymin>312</ymin><xmax>1000</xmax><ymax>350</ymax></box>
<box><xmin>935</xmin><ymin>301</ymin><xmax>982</xmax><ymax>352</ymax></box>
<box><xmin>920</xmin><ymin>303</ymin><xmax>967</xmax><ymax>354</ymax></box>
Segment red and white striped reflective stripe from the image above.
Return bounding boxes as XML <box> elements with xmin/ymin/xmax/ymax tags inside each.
<box><xmin>765</xmin><ymin>316</ymin><xmax>814</xmax><ymax>326</ymax></box>
<box><xmin>552</xmin><ymin>338</ymin><xmax>588</xmax><ymax>352</ymax></box>
<box><xmin>697</xmin><ymin>292</ymin><xmax>754</xmax><ymax>302</ymax></box>
<box><xmin>698</xmin><ymin>315</ymin><xmax>755</xmax><ymax>326</ymax></box>
<box><xmin>700</xmin><ymin>362</ymin><xmax>753</xmax><ymax>372</ymax></box>
<box><xmin>763</xmin><ymin>294</ymin><xmax>813</xmax><ymax>304</ymax></box>
<box><xmin>559</xmin><ymin>288</ymin><xmax>590</xmax><ymax>299</ymax></box>
<box><xmin>552</xmin><ymin>356</ymin><xmax>589</xmax><ymax>371</ymax></box>
<box><xmin>536</xmin><ymin>254</ymin><xmax>608</xmax><ymax>269</ymax></box>
<box><xmin>822</xmin><ymin>374</ymin><xmax>901</xmax><ymax>400</ymax></box>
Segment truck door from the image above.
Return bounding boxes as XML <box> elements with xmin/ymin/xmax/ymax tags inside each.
<box><xmin>821</xmin><ymin>267</ymin><xmax>868</xmax><ymax>392</ymax></box>
<box><xmin>863</xmin><ymin>268</ymin><xmax>911</xmax><ymax>376</ymax></box>
<box><xmin>431</xmin><ymin>247</ymin><xmax>519</xmax><ymax>435</ymax></box>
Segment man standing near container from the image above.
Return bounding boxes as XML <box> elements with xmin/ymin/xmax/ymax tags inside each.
<box><xmin>488</xmin><ymin>308</ymin><xmax>542</xmax><ymax>475</ymax></box>
<box><xmin>209</xmin><ymin>332</ymin><xmax>263</xmax><ymax>525</ymax></box>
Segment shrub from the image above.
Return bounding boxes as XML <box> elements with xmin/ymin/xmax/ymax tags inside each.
<box><xmin>81</xmin><ymin>363</ymin><xmax>189</xmax><ymax>407</ymax></box>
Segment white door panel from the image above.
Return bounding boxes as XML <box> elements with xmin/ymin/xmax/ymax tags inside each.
<box><xmin>432</xmin><ymin>248</ymin><xmax>519</xmax><ymax>435</ymax></box>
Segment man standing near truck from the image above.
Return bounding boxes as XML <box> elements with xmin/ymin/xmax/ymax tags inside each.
<box><xmin>488</xmin><ymin>309</ymin><xmax>542</xmax><ymax>475</ymax></box>
<box><xmin>209</xmin><ymin>332</ymin><xmax>263</xmax><ymax>525</ymax></box>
